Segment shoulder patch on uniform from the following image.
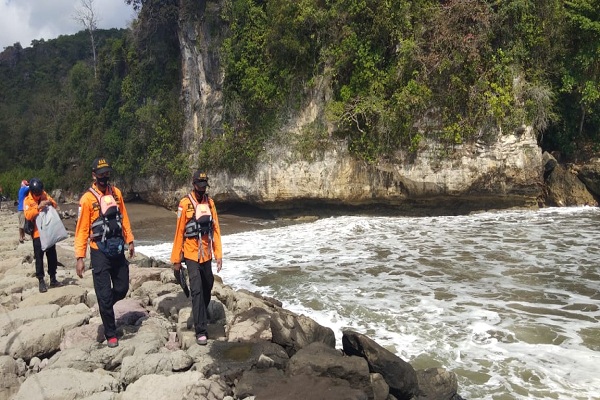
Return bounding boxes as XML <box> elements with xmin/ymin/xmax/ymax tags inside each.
<box><xmin>177</xmin><ymin>206</ymin><xmax>183</xmax><ymax>219</ymax></box>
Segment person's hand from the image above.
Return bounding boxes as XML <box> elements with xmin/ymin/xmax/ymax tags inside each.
<box><xmin>76</xmin><ymin>258</ymin><xmax>85</xmax><ymax>278</ymax></box>
<box><xmin>173</xmin><ymin>262</ymin><xmax>182</xmax><ymax>271</ymax></box>
<box><xmin>215</xmin><ymin>258</ymin><xmax>222</xmax><ymax>273</ymax></box>
<box><xmin>128</xmin><ymin>242</ymin><xmax>135</xmax><ymax>258</ymax></box>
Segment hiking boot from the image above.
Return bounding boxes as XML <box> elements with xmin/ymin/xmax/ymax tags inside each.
<box><xmin>38</xmin><ymin>280</ymin><xmax>48</xmax><ymax>293</ymax></box>
<box><xmin>196</xmin><ymin>335</ymin><xmax>208</xmax><ymax>345</ymax></box>
<box><xmin>107</xmin><ymin>337</ymin><xmax>119</xmax><ymax>348</ymax></box>
<box><xmin>49</xmin><ymin>277</ymin><xmax>62</xmax><ymax>288</ymax></box>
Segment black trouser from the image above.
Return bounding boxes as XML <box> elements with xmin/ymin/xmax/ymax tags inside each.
<box><xmin>90</xmin><ymin>248</ymin><xmax>129</xmax><ymax>339</ymax></box>
<box><xmin>32</xmin><ymin>237</ymin><xmax>57</xmax><ymax>280</ymax></box>
<box><xmin>185</xmin><ymin>258</ymin><xmax>214</xmax><ymax>336</ymax></box>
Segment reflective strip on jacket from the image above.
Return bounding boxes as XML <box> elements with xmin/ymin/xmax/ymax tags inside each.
<box><xmin>23</xmin><ymin>191</ymin><xmax>57</xmax><ymax>239</ymax></box>
<box><xmin>170</xmin><ymin>193</ymin><xmax>222</xmax><ymax>264</ymax></box>
<box><xmin>74</xmin><ymin>183</ymin><xmax>134</xmax><ymax>259</ymax></box>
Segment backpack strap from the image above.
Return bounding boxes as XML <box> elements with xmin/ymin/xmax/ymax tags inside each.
<box><xmin>186</xmin><ymin>193</ymin><xmax>214</xmax><ymax>261</ymax></box>
<box><xmin>88</xmin><ymin>185</ymin><xmax>114</xmax><ymax>215</ymax></box>
<box><xmin>187</xmin><ymin>193</ymin><xmax>198</xmax><ymax>209</ymax></box>
<box><xmin>88</xmin><ymin>187</ymin><xmax>100</xmax><ymax>205</ymax></box>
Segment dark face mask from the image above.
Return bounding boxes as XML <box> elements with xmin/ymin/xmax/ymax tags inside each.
<box><xmin>193</xmin><ymin>182</ymin><xmax>206</xmax><ymax>198</ymax></box>
<box><xmin>96</xmin><ymin>176</ymin><xmax>110</xmax><ymax>186</ymax></box>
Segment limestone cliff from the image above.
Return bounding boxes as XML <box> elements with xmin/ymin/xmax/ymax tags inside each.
<box><xmin>207</xmin><ymin>128</ymin><xmax>542</xmax><ymax>213</ymax></box>
<box><xmin>139</xmin><ymin>1</ymin><xmax>544</xmax><ymax>214</ymax></box>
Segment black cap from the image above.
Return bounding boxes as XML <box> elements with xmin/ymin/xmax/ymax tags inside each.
<box><xmin>192</xmin><ymin>170</ymin><xmax>209</xmax><ymax>187</ymax></box>
<box><xmin>92</xmin><ymin>157</ymin><xmax>112</xmax><ymax>174</ymax></box>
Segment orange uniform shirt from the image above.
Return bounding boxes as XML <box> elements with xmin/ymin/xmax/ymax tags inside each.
<box><xmin>170</xmin><ymin>193</ymin><xmax>222</xmax><ymax>264</ymax></box>
<box><xmin>74</xmin><ymin>183</ymin><xmax>134</xmax><ymax>259</ymax></box>
<box><xmin>23</xmin><ymin>191</ymin><xmax>57</xmax><ymax>239</ymax></box>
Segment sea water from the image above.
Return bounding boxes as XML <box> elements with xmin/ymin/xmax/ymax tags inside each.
<box><xmin>137</xmin><ymin>207</ymin><xmax>600</xmax><ymax>400</ymax></box>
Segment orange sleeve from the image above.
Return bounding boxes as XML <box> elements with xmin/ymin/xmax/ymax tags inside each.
<box><xmin>170</xmin><ymin>197</ymin><xmax>189</xmax><ymax>264</ymax></box>
<box><xmin>114</xmin><ymin>186</ymin><xmax>134</xmax><ymax>245</ymax></box>
<box><xmin>23</xmin><ymin>193</ymin><xmax>38</xmax><ymax>222</ymax></box>
<box><xmin>74</xmin><ymin>192</ymin><xmax>94</xmax><ymax>259</ymax></box>
<box><xmin>210</xmin><ymin>198</ymin><xmax>222</xmax><ymax>260</ymax></box>
<box><xmin>47</xmin><ymin>194</ymin><xmax>57</xmax><ymax>208</ymax></box>
<box><xmin>23</xmin><ymin>193</ymin><xmax>40</xmax><ymax>238</ymax></box>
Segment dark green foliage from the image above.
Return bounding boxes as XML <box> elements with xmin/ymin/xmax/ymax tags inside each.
<box><xmin>0</xmin><ymin>2</ymin><xmax>185</xmax><ymax>191</ymax></box>
<box><xmin>219</xmin><ymin>0</ymin><xmax>599</xmax><ymax>162</ymax></box>
<box><xmin>1</xmin><ymin>0</ymin><xmax>600</xmax><ymax>195</ymax></box>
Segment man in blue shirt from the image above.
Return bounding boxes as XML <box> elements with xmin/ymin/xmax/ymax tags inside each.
<box><xmin>17</xmin><ymin>180</ymin><xmax>29</xmax><ymax>243</ymax></box>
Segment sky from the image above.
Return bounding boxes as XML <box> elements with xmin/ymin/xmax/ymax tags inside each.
<box><xmin>0</xmin><ymin>0</ymin><xmax>136</xmax><ymax>50</ymax></box>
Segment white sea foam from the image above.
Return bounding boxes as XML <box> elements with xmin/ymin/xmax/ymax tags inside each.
<box><xmin>137</xmin><ymin>207</ymin><xmax>600</xmax><ymax>400</ymax></box>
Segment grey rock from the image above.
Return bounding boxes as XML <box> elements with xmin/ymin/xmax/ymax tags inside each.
<box><xmin>288</xmin><ymin>342</ymin><xmax>372</xmax><ymax>398</ymax></box>
<box><xmin>0</xmin><ymin>313</ymin><xmax>90</xmax><ymax>361</ymax></box>
<box><xmin>11</xmin><ymin>367</ymin><xmax>119</xmax><ymax>400</ymax></box>
<box><xmin>120</xmin><ymin>371</ymin><xmax>230</xmax><ymax>400</ymax></box>
<box><xmin>415</xmin><ymin>367</ymin><xmax>459</xmax><ymax>400</ymax></box>
<box><xmin>119</xmin><ymin>350</ymin><xmax>193</xmax><ymax>386</ymax></box>
<box><xmin>343</xmin><ymin>330</ymin><xmax>419</xmax><ymax>400</ymax></box>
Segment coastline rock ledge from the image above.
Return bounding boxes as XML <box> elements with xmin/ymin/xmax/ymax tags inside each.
<box><xmin>138</xmin><ymin>129</ymin><xmax>543</xmax><ymax>215</ymax></box>
<box><xmin>0</xmin><ymin>212</ymin><xmax>465</xmax><ymax>400</ymax></box>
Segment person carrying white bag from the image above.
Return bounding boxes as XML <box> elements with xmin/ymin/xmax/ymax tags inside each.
<box><xmin>24</xmin><ymin>178</ymin><xmax>66</xmax><ymax>293</ymax></box>
<box><xmin>37</xmin><ymin>203</ymin><xmax>69</xmax><ymax>251</ymax></box>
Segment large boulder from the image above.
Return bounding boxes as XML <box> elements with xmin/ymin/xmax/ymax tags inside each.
<box><xmin>18</xmin><ymin>285</ymin><xmax>88</xmax><ymax>308</ymax></box>
<box><xmin>0</xmin><ymin>304</ymin><xmax>60</xmax><ymax>336</ymax></box>
<box><xmin>214</xmin><ymin>284</ymin><xmax>336</xmax><ymax>355</ymax></box>
<box><xmin>11</xmin><ymin>367</ymin><xmax>120</xmax><ymax>400</ymax></box>
<box><xmin>415</xmin><ymin>367</ymin><xmax>461</xmax><ymax>400</ymax></box>
<box><xmin>288</xmin><ymin>342</ymin><xmax>373</xmax><ymax>398</ymax></box>
<box><xmin>545</xmin><ymin>164</ymin><xmax>597</xmax><ymax>206</ymax></box>
<box><xmin>119</xmin><ymin>371</ymin><xmax>230</xmax><ymax>400</ymax></box>
<box><xmin>574</xmin><ymin>160</ymin><xmax>600</xmax><ymax>198</ymax></box>
<box><xmin>0</xmin><ymin>355</ymin><xmax>21</xmax><ymax>399</ymax></box>
<box><xmin>119</xmin><ymin>350</ymin><xmax>194</xmax><ymax>386</ymax></box>
<box><xmin>0</xmin><ymin>312</ymin><xmax>91</xmax><ymax>361</ymax></box>
<box><xmin>343</xmin><ymin>330</ymin><xmax>419</xmax><ymax>400</ymax></box>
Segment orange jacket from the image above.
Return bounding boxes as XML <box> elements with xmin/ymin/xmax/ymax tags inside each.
<box><xmin>23</xmin><ymin>191</ymin><xmax>57</xmax><ymax>239</ymax></box>
<box><xmin>170</xmin><ymin>193</ymin><xmax>222</xmax><ymax>264</ymax></box>
<box><xmin>74</xmin><ymin>183</ymin><xmax>134</xmax><ymax>259</ymax></box>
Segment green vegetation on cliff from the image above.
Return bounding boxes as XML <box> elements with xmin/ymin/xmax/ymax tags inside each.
<box><xmin>0</xmin><ymin>0</ymin><xmax>599</xmax><ymax>196</ymax></box>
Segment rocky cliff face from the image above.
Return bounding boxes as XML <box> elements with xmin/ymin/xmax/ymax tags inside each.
<box><xmin>178</xmin><ymin>1</ymin><xmax>224</xmax><ymax>161</ymax></box>
<box><xmin>140</xmin><ymin>2</ymin><xmax>544</xmax><ymax>214</ymax></box>
<box><xmin>209</xmin><ymin>128</ymin><xmax>543</xmax><ymax>213</ymax></box>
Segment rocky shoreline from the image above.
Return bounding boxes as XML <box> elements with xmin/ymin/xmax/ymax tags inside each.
<box><xmin>0</xmin><ymin>208</ymin><xmax>465</xmax><ymax>400</ymax></box>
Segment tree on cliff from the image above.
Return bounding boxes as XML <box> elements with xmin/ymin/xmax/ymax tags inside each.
<box><xmin>73</xmin><ymin>0</ymin><xmax>99</xmax><ymax>79</ymax></box>
<box><xmin>561</xmin><ymin>0</ymin><xmax>600</xmax><ymax>137</ymax></box>
<box><xmin>0</xmin><ymin>0</ymin><xmax>599</xmax><ymax>191</ymax></box>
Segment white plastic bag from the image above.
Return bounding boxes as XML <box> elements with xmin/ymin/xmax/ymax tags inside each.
<box><xmin>36</xmin><ymin>206</ymin><xmax>68</xmax><ymax>251</ymax></box>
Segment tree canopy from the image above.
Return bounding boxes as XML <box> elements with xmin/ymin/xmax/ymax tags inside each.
<box><xmin>0</xmin><ymin>0</ymin><xmax>599</xmax><ymax>197</ymax></box>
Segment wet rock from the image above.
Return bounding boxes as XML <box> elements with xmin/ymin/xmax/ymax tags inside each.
<box><xmin>343</xmin><ymin>330</ymin><xmax>419</xmax><ymax>400</ymax></box>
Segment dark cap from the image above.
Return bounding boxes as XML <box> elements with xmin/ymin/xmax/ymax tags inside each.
<box><xmin>29</xmin><ymin>178</ymin><xmax>44</xmax><ymax>195</ymax></box>
<box><xmin>92</xmin><ymin>157</ymin><xmax>112</xmax><ymax>174</ymax></box>
<box><xmin>192</xmin><ymin>170</ymin><xmax>209</xmax><ymax>187</ymax></box>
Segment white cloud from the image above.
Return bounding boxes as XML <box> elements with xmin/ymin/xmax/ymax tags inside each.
<box><xmin>0</xmin><ymin>0</ymin><xmax>136</xmax><ymax>50</ymax></box>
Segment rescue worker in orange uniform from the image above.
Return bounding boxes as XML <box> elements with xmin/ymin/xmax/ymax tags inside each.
<box><xmin>171</xmin><ymin>170</ymin><xmax>222</xmax><ymax>345</ymax></box>
<box><xmin>24</xmin><ymin>178</ymin><xmax>60</xmax><ymax>293</ymax></box>
<box><xmin>75</xmin><ymin>157</ymin><xmax>135</xmax><ymax>348</ymax></box>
